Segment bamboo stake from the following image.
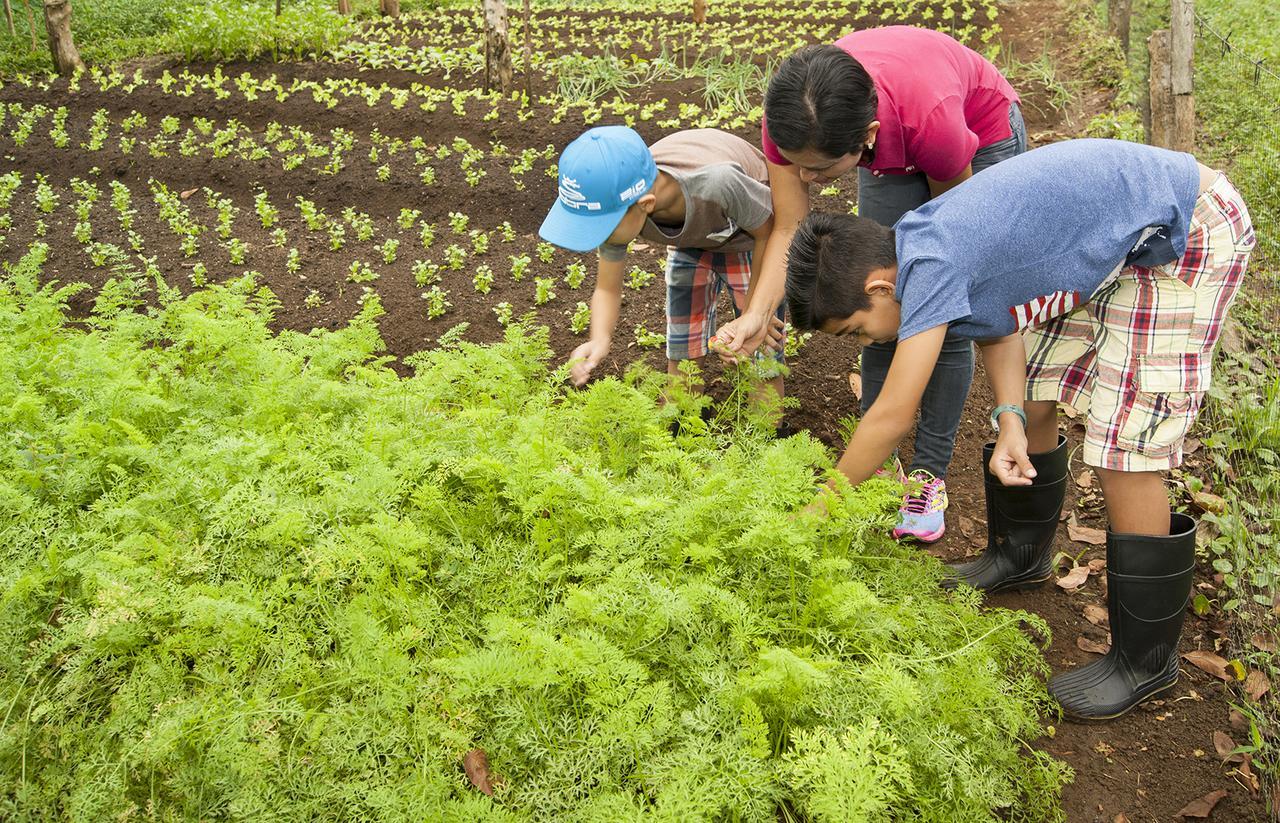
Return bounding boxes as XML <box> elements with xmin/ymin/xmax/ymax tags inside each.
<box><xmin>523</xmin><ymin>0</ymin><xmax>531</xmax><ymax>99</ymax></box>
<box><xmin>3</xmin><ymin>0</ymin><xmax>15</xmax><ymax>38</ymax></box>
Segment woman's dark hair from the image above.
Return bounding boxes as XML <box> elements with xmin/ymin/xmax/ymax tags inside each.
<box><xmin>786</xmin><ymin>213</ymin><xmax>897</xmax><ymax>331</ymax></box>
<box><xmin>765</xmin><ymin>45</ymin><xmax>878</xmax><ymax>159</ymax></box>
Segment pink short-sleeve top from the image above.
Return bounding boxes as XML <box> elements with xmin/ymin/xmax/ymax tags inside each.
<box><xmin>762</xmin><ymin>26</ymin><xmax>1020</xmax><ymax>181</ymax></box>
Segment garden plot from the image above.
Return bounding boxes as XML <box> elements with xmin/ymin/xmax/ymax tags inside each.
<box><xmin>0</xmin><ymin>0</ymin><xmax>1268</xmax><ymax>819</ymax></box>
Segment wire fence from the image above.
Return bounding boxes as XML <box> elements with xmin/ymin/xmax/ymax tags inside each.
<box><xmin>1185</xmin><ymin>6</ymin><xmax>1280</xmax><ymax>820</ymax></box>
<box><xmin>1191</xmin><ymin>4</ymin><xmax>1280</xmax><ymax>121</ymax></box>
<box><xmin>1191</xmin><ymin>4</ymin><xmax>1280</xmax><ymax>86</ymax></box>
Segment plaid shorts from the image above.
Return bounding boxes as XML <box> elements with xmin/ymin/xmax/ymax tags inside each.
<box><xmin>1024</xmin><ymin>172</ymin><xmax>1256</xmax><ymax>472</ymax></box>
<box><xmin>665</xmin><ymin>247</ymin><xmax>785</xmax><ymax>365</ymax></box>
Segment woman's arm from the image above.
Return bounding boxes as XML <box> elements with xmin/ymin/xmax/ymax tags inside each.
<box><xmin>926</xmin><ymin>163</ymin><xmax>973</xmax><ymax>199</ymax></box>
<box><xmin>744</xmin><ymin>215</ymin><xmax>774</xmax><ymax>303</ymax></box>
<box><xmin>715</xmin><ymin>161</ymin><xmax>809</xmax><ymax>357</ymax></box>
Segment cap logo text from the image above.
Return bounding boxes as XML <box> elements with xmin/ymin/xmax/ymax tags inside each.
<box><xmin>559</xmin><ymin>176</ymin><xmax>601</xmax><ymax>211</ymax></box>
<box><xmin>619</xmin><ymin>178</ymin><xmax>647</xmax><ymax>202</ymax></box>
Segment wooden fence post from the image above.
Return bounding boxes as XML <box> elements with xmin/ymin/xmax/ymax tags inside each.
<box><xmin>1148</xmin><ymin>29</ymin><xmax>1173</xmax><ymax>148</ymax></box>
<box><xmin>482</xmin><ymin>0</ymin><xmax>513</xmax><ymax>94</ymax></box>
<box><xmin>1170</xmin><ymin>0</ymin><xmax>1195</xmax><ymax>152</ymax></box>
<box><xmin>41</xmin><ymin>0</ymin><xmax>83</xmax><ymax>75</ymax></box>
<box><xmin>1108</xmin><ymin>0</ymin><xmax>1131</xmax><ymax>54</ymax></box>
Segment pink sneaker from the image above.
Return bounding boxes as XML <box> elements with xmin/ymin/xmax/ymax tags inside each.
<box><xmin>875</xmin><ymin>454</ymin><xmax>905</xmax><ymax>482</ymax></box>
<box><xmin>893</xmin><ymin>470</ymin><xmax>948</xmax><ymax>543</ymax></box>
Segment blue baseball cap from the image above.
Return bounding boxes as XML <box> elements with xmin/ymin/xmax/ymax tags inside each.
<box><xmin>539</xmin><ymin>126</ymin><xmax>658</xmax><ymax>253</ymax></box>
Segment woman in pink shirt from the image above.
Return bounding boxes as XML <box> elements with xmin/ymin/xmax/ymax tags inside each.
<box><xmin>717</xmin><ymin>27</ymin><xmax>1026</xmax><ymax>543</ymax></box>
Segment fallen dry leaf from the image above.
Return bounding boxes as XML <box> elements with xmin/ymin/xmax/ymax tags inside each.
<box><xmin>848</xmin><ymin>372</ymin><xmax>863</xmax><ymax>401</ymax></box>
<box><xmin>1244</xmin><ymin>670</ymin><xmax>1270</xmax><ymax>701</ymax></box>
<box><xmin>1191</xmin><ymin>490</ymin><xmax>1228</xmax><ymax>515</ymax></box>
<box><xmin>1057</xmin><ymin>564</ymin><xmax>1091</xmax><ymax>591</ymax></box>
<box><xmin>1083</xmin><ymin>604</ymin><xmax>1110</xmax><ymax>626</ymax></box>
<box><xmin>1219</xmin><ymin>315</ymin><xmax>1245</xmax><ymax>355</ymax></box>
<box><xmin>1113</xmin><ymin>814</ymin><xmax>1131</xmax><ymax>823</ymax></box>
<box><xmin>1182</xmin><ymin>650</ymin><xmax>1232</xmax><ymax>681</ymax></box>
<box><xmin>463</xmin><ymin>748</ymin><xmax>495</xmax><ymax>796</ymax></box>
<box><xmin>1087</xmin><ymin>558</ymin><xmax>1107</xmax><ymax>574</ymax></box>
<box><xmin>1174</xmin><ymin>788</ymin><xmax>1228</xmax><ymax>818</ymax></box>
<box><xmin>1075</xmin><ymin>469</ymin><xmax>1095</xmax><ymax>489</ymax></box>
<box><xmin>1068</xmin><ymin>514</ymin><xmax>1107</xmax><ymax>545</ymax></box>
<box><xmin>1077</xmin><ymin>635</ymin><xmax>1111</xmax><ymax>655</ymax></box>
<box><xmin>1250</xmin><ymin>633</ymin><xmax>1277</xmax><ymax>653</ymax></box>
<box><xmin>1229</xmin><ymin>708</ymin><xmax>1249</xmax><ymax>731</ymax></box>
<box><xmin>1184</xmin><ymin>437</ymin><xmax>1202</xmax><ymax>454</ymax></box>
<box><xmin>631</xmin><ymin>242</ymin><xmax>650</xmax><ymax>251</ymax></box>
<box><xmin>180</xmin><ymin>188</ymin><xmax>198</xmax><ymax>199</ymax></box>
<box><xmin>1059</xmin><ymin>402</ymin><xmax>1080</xmax><ymax>419</ymax></box>
<box><xmin>1236</xmin><ymin>758</ymin><xmax>1260</xmax><ymax>795</ymax></box>
<box><xmin>958</xmin><ymin>515</ymin><xmax>977</xmax><ymax>537</ymax></box>
<box><xmin>1196</xmin><ymin>519</ymin><xmax>1219</xmax><ymax>549</ymax></box>
<box><xmin>1214</xmin><ymin>730</ymin><xmax>1245</xmax><ymax>762</ymax></box>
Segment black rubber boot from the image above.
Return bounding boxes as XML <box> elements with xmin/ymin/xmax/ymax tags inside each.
<box><xmin>943</xmin><ymin>435</ymin><xmax>1068</xmax><ymax>592</ymax></box>
<box><xmin>1050</xmin><ymin>512</ymin><xmax>1197</xmax><ymax>720</ymax></box>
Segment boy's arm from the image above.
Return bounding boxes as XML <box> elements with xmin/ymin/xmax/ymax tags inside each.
<box><xmin>827</xmin><ymin>325</ymin><xmax>948</xmax><ymax>488</ymax></box>
<box><xmin>568</xmin><ymin>254</ymin><xmax>625</xmax><ymax>386</ymax></box>
<box><xmin>716</xmin><ymin>161</ymin><xmax>808</xmax><ymax>357</ymax></box>
<box><xmin>975</xmin><ymin>333</ymin><xmax>1037</xmax><ymax>485</ymax></box>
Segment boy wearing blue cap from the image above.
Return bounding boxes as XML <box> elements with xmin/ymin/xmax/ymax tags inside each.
<box><xmin>539</xmin><ymin>126</ymin><xmax>785</xmax><ymax>407</ymax></box>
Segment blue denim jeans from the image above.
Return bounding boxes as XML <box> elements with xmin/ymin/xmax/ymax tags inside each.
<box><xmin>856</xmin><ymin>102</ymin><xmax>1028</xmax><ymax>477</ymax></box>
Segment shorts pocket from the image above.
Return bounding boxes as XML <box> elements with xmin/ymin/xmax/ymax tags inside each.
<box><xmin>1115</xmin><ymin>352</ymin><xmax>1212</xmax><ymax>460</ymax></box>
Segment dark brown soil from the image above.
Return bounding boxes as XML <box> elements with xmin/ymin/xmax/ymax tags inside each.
<box><xmin>0</xmin><ymin>1</ymin><xmax>1269</xmax><ymax>819</ymax></box>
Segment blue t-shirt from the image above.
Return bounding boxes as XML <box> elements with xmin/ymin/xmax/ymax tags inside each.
<box><xmin>893</xmin><ymin>139</ymin><xmax>1201</xmax><ymax>341</ymax></box>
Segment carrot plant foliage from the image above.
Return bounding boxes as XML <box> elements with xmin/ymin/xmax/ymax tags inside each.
<box><xmin>0</xmin><ymin>247</ymin><xmax>1068</xmax><ymax>821</ymax></box>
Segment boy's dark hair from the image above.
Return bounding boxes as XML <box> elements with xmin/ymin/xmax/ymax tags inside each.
<box><xmin>786</xmin><ymin>213</ymin><xmax>897</xmax><ymax>331</ymax></box>
<box><xmin>765</xmin><ymin>45</ymin><xmax>878</xmax><ymax>159</ymax></box>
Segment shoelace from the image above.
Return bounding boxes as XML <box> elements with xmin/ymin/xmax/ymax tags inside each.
<box><xmin>902</xmin><ymin>475</ymin><xmax>942</xmax><ymax>514</ymax></box>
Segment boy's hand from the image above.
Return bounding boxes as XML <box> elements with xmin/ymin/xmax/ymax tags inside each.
<box><xmin>989</xmin><ymin>429</ymin><xmax>1037</xmax><ymax>486</ymax></box>
<box><xmin>568</xmin><ymin>339</ymin><xmax>609</xmax><ymax>387</ymax></box>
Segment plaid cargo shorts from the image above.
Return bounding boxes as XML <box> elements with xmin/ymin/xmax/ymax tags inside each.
<box><xmin>665</xmin><ymin>247</ymin><xmax>785</xmax><ymax>366</ymax></box>
<box><xmin>1024</xmin><ymin>172</ymin><xmax>1256</xmax><ymax>472</ymax></box>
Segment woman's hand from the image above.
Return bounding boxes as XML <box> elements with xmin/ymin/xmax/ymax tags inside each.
<box><xmin>710</xmin><ymin>315</ymin><xmax>785</xmax><ymax>363</ymax></box>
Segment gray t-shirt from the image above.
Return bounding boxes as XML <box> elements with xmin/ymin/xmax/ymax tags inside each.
<box><xmin>599</xmin><ymin>129</ymin><xmax>772</xmax><ymax>260</ymax></box>
<box><xmin>893</xmin><ymin>139</ymin><xmax>1201</xmax><ymax>341</ymax></box>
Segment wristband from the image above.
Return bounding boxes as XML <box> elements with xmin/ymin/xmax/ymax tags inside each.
<box><xmin>990</xmin><ymin>404</ymin><xmax>1027</xmax><ymax>433</ymax></box>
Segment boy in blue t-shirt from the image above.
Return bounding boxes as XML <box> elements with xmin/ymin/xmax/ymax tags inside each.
<box><xmin>784</xmin><ymin>139</ymin><xmax>1255</xmax><ymax>721</ymax></box>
